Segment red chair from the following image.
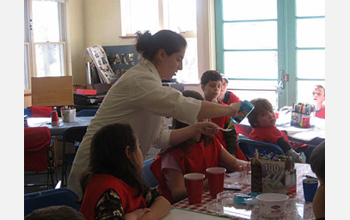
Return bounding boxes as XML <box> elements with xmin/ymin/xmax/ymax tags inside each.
<box><xmin>24</xmin><ymin>127</ymin><xmax>56</xmax><ymax>189</ymax></box>
<box><xmin>28</xmin><ymin>106</ymin><xmax>53</xmax><ymax>117</ymax></box>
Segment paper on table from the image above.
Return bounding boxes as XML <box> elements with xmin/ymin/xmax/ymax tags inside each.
<box><xmin>162</xmin><ymin>208</ymin><xmax>231</xmax><ymax>220</ymax></box>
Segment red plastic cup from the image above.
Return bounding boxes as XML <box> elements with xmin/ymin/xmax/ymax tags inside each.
<box><xmin>206</xmin><ymin>167</ymin><xmax>226</xmax><ymax>197</ymax></box>
<box><xmin>302</xmin><ymin>116</ymin><xmax>310</xmax><ymax>128</ymax></box>
<box><xmin>275</xmin><ymin>112</ymin><xmax>279</xmax><ymax>119</ymax></box>
<box><xmin>184</xmin><ymin>173</ymin><xmax>205</xmax><ymax>204</ymax></box>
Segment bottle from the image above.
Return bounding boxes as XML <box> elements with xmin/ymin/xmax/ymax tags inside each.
<box><xmin>51</xmin><ymin>107</ymin><xmax>59</xmax><ymax>126</ymax></box>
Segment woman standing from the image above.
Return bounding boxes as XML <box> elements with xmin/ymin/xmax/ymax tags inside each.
<box><xmin>68</xmin><ymin>30</ymin><xmax>243</xmax><ymax>198</ymax></box>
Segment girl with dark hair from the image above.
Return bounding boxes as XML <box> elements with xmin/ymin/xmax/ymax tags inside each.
<box><xmin>150</xmin><ymin>91</ymin><xmax>250</xmax><ymax>204</ymax></box>
<box><xmin>68</xmin><ymin>30</ymin><xmax>244</xmax><ymax>198</ymax></box>
<box><xmin>79</xmin><ymin>123</ymin><xmax>170</xmax><ymax>220</ymax></box>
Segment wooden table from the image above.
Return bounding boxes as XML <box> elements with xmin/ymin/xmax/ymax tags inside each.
<box><xmin>165</xmin><ymin>163</ymin><xmax>316</xmax><ymax>220</ymax></box>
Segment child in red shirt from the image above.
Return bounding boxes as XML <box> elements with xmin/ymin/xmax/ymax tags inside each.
<box><xmin>247</xmin><ymin>98</ymin><xmax>303</xmax><ymax>163</ymax></box>
<box><xmin>79</xmin><ymin>123</ymin><xmax>170</xmax><ymax>220</ymax></box>
<box><xmin>218</xmin><ymin>75</ymin><xmax>241</xmax><ymax>105</ymax></box>
<box><xmin>313</xmin><ymin>85</ymin><xmax>325</xmax><ymax>119</ymax></box>
<box><xmin>200</xmin><ymin>70</ymin><xmax>246</xmax><ymax>160</ymax></box>
<box><xmin>150</xmin><ymin>90</ymin><xmax>250</xmax><ymax>204</ymax></box>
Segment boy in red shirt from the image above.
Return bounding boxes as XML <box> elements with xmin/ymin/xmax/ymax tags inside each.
<box><xmin>313</xmin><ymin>85</ymin><xmax>325</xmax><ymax>119</ymax></box>
<box><xmin>200</xmin><ymin>70</ymin><xmax>246</xmax><ymax>160</ymax></box>
<box><xmin>218</xmin><ymin>75</ymin><xmax>241</xmax><ymax>105</ymax></box>
<box><xmin>247</xmin><ymin>98</ymin><xmax>303</xmax><ymax>163</ymax></box>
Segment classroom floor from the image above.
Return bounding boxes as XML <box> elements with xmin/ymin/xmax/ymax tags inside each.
<box><xmin>24</xmin><ymin>165</ymin><xmax>69</xmax><ymax>194</ymax></box>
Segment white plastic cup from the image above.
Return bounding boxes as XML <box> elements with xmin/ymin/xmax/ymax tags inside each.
<box><xmin>256</xmin><ymin>193</ymin><xmax>289</xmax><ymax>218</ymax></box>
<box><xmin>61</xmin><ymin>109</ymin><xmax>76</xmax><ymax>122</ymax></box>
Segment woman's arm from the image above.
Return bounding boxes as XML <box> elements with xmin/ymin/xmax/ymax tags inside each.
<box><xmin>198</xmin><ymin>101</ymin><xmax>243</xmax><ymax>120</ymax></box>
<box><xmin>168</xmin><ymin>121</ymin><xmax>219</xmax><ymax>146</ymax></box>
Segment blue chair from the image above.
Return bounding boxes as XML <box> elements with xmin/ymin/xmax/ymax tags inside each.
<box><xmin>24</xmin><ymin>108</ymin><xmax>32</xmax><ymax>117</ymax></box>
<box><xmin>24</xmin><ymin>188</ymin><xmax>80</xmax><ymax>216</ymax></box>
<box><xmin>76</xmin><ymin>109</ymin><xmax>98</xmax><ymax>117</ymax></box>
<box><xmin>61</xmin><ymin>126</ymin><xmax>88</xmax><ymax>186</ymax></box>
<box><xmin>237</xmin><ymin>139</ymin><xmax>285</xmax><ymax>160</ymax></box>
<box><xmin>141</xmin><ymin>158</ymin><xmax>158</xmax><ymax>187</ymax></box>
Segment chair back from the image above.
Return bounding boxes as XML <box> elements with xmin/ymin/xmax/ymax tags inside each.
<box><xmin>76</xmin><ymin>109</ymin><xmax>98</xmax><ymax>117</ymax></box>
<box><xmin>141</xmin><ymin>158</ymin><xmax>159</xmax><ymax>187</ymax></box>
<box><xmin>24</xmin><ymin>188</ymin><xmax>80</xmax><ymax>216</ymax></box>
<box><xmin>24</xmin><ymin>127</ymin><xmax>51</xmax><ymax>173</ymax></box>
<box><xmin>237</xmin><ymin>139</ymin><xmax>285</xmax><ymax>160</ymax></box>
<box><xmin>63</xmin><ymin>126</ymin><xmax>88</xmax><ymax>144</ymax></box>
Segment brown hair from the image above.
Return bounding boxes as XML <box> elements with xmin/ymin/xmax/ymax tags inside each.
<box><xmin>200</xmin><ymin>70</ymin><xmax>222</xmax><ymax>85</ymax></box>
<box><xmin>159</xmin><ymin>90</ymin><xmax>211</xmax><ymax>155</ymax></box>
<box><xmin>247</xmin><ymin>98</ymin><xmax>273</xmax><ymax>128</ymax></box>
<box><xmin>310</xmin><ymin>141</ymin><xmax>325</xmax><ymax>182</ymax></box>
<box><xmin>315</xmin><ymin>85</ymin><xmax>325</xmax><ymax>96</ymax></box>
<box><xmin>135</xmin><ymin>30</ymin><xmax>187</xmax><ymax>63</ymax></box>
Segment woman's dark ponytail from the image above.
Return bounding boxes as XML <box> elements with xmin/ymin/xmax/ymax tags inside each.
<box><xmin>135</xmin><ymin>30</ymin><xmax>187</xmax><ymax>62</ymax></box>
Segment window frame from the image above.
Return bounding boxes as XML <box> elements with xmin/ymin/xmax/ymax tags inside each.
<box><xmin>215</xmin><ymin>0</ymin><xmax>325</xmax><ymax>108</ymax></box>
<box><xmin>24</xmin><ymin>0</ymin><xmax>70</xmax><ymax>92</ymax></box>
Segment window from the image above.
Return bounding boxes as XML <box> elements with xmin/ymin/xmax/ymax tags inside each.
<box><xmin>24</xmin><ymin>0</ymin><xmax>68</xmax><ymax>90</ymax></box>
<box><xmin>120</xmin><ymin>0</ymin><xmax>198</xmax><ymax>83</ymax></box>
<box><xmin>215</xmin><ymin>0</ymin><xmax>325</xmax><ymax>108</ymax></box>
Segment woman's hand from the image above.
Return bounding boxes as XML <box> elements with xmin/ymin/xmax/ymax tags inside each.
<box><xmin>229</xmin><ymin>101</ymin><xmax>245</xmax><ymax>119</ymax></box>
<box><xmin>194</xmin><ymin>121</ymin><xmax>219</xmax><ymax>136</ymax></box>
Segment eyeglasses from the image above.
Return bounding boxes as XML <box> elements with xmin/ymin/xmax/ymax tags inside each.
<box><xmin>312</xmin><ymin>92</ymin><xmax>322</xmax><ymax>96</ymax></box>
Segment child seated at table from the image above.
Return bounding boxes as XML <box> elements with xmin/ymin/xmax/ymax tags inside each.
<box><xmin>310</xmin><ymin>141</ymin><xmax>325</xmax><ymax>220</ymax></box>
<box><xmin>200</xmin><ymin>70</ymin><xmax>246</xmax><ymax>160</ymax></box>
<box><xmin>79</xmin><ymin>123</ymin><xmax>170</xmax><ymax>220</ymax></box>
<box><xmin>150</xmin><ymin>90</ymin><xmax>250</xmax><ymax>204</ymax></box>
<box><xmin>247</xmin><ymin>98</ymin><xmax>304</xmax><ymax>163</ymax></box>
<box><xmin>313</xmin><ymin>85</ymin><xmax>325</xmax><ymax>119</ymax></box>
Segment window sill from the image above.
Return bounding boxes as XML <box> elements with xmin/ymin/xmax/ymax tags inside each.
<box><xmin>119</xmin><ymin>35</ymin><xmax>136</xmax><ymax>39</ymax></box>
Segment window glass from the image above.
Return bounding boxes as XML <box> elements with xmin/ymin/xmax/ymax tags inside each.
<box><xmin>121</xmin><ymin>0</ymin><xmax>159</xmax><ymax>35</ymax></box>
<box><xmin>164</xmin><ymin>0</ymin><xmax>196</xmax><ymax>32</ymax></box>
<box><xmin>297</xmin><ymin>18</ymin><xmax>325</xmax><ymax>48</ymax></box>
<box><xmin>296</xmin><ymin>0</ymin><xmax>325</xmax><ymax>17</ymax></box>
<box><xmin>297</xmin><ymin>50</ymin><xmax>325</xmax><ymax>79</ymax></box>
<box><xmin>224</xmin><ymin>22</ymin><xmax>277</xmax><ymax>49</ymax></box>
<box><xmin>223</xmin><ymin>0</ymin><xmax>277</xmax><ymax>20</ymax></box>
<box><xmin>35</xmin><ymin>44</ymin><xmax>64</xmax><ymax>77</ymax></box>
<box><xmin>32</xmin><ymin>1</ymin><xmax>61</xmax><ymax>42</ymax></box>
<box><xmin>297</xmin><ymin>81</ymin><xmax>325</xmax><ymax>103</ymax></box>
<box><xmin>224</xmin><ymin>51</ymin><xmax>278</xmax><ymax>79</ymax></box>
<box><xmin>230</xmin><ymin>89</ymin><xmax>278</xmax><ymax>109</ymax></box>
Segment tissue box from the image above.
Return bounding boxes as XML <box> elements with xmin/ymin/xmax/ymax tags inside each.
<box><xmin>251</xmin><ymin>158</ymin><xmax>296</xmax><ymax>197</ymax></box>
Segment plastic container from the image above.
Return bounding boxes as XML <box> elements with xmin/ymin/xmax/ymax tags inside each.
<box><xmin>256</xmin><ymin>193</ymin><xmax>289</xmax><ymax>218</ymax></box>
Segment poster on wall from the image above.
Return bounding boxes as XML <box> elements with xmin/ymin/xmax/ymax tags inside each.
<box><xmin>84</xmin><ymin>45</ymin><xmax>118</xmax><ymax>84</ymax></box>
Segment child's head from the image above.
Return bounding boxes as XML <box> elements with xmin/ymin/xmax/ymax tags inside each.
<box><xmin>173</xmin><ymin>90</ymin><xmax>207</xmax><ymax>129</ymax></box>
<box><xmin>218</xmin><ymin>75</ymin><xmax>229</xmax><ymax>101</ymax></box>
<box><xmin>247</xmin><ymin>98</ymin><xmax>276</xmax><ymax>128</ymax></box>
<box><xmin>81</xmin><ymin>123</ymin><xmax>146</xmax><ymax>196</ymax></box>
<box><xmin>200</xmin><ymin>70</ymin><xmax>223</xmax><ymax>101</ymax></box>
<box><xmin>313</xmin><ymin>85</ymin><xmax>325</xmax><ymax>106</ymax></box>
<box><xmin>310</xmin><ymin>141</ymin><xmax>325</xmax><ymax>184</ymax></box>
<box><xmin>160</xmin><ymin>90</ymin><xmax>210</xmax><ymax>155</ymax></box>
<box><xmin>24</xmin><ymin>205</ymin><xmax>85</xmax><ymax>220</ymax></box>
